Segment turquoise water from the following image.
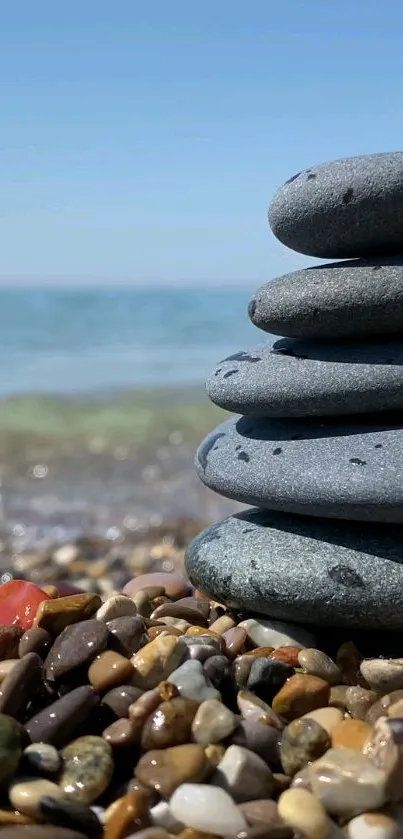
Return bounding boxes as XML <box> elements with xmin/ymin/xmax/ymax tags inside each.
<box><xmin>0</xmin><ymin>287</ymin><xmax>259</xmax><ymax>547</ymax></box>
<box><xmin>0</xmin><ymin>287</ymin><xmax>258</xmax><ymax>395</ymax></box>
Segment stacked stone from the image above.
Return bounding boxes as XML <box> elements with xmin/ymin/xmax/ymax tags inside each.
<box><xmin>186</xmin><ymin>152</ymin><xmax>403</xmax><ymax>631</ymax></box>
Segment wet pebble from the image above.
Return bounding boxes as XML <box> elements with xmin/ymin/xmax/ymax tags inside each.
<box><xmin>278</xmin><ymin>788</ymin><xmax>330</xmax><ymax>839</ymax></box>
<box><xmin>168</xmin><ymin>660</ymin><xmax>220</xmax><ymax>701</ymax></box>
<box><xmin>106</xmin><ymin>616</ymin><xmax>148</xmax><ymax>657</ymax></box>
<box><xmin>366</xmin><ymin>690</ymin><xmax>403</xmax><ymax>725</ymax></box>
<box><xmin>331</xmin><ymin>718</ymin><xmax>374</xmax><ymax>751</ymax></box>
<box><xmin>34</xmin><ymin>594</ymin><xmax>101</xmax><ymax>635</ymax></box>
<box><xmin>8</xmin><ymin>777</ymin><xmax>67</xmax><ymax>818</ymax></box>
<box><xmin>309</xmin><ymin>747</ymin><xmax>388</xmax><ymax>817</ymax></box>
<box><xmin>101</xmin><ymin>685</ymin><xmax>143</xmax><ymax>719</ymax></box>
<box><xmin>247</xmin><ymin>658</ymin><xmax>294</xmax><ymax>704</ymax></box>
<box><xmin>269</xmin><ymin>646</ymin><xmax>301</xmax><ymax>666</ymax></box>
<box><xmin>169</xmin><ymin>783</ymin><xmax>248</xmax><ymax>836</ymax></box>
<box><xmin>230</xmin><ymin>717</ymin><xmax>282</xmax><ymax>769</ymax></box>
<box><xmin>346</xmin><ymin>812</ymin><xmax>402</xmax><ymax>839</ymax></box>
<box><xmin>141</xmin><ymin>697</ymin><xmax>199</xmax><ymax>750</ymax></box>
<box><xmin>60</xmin><ymin>735</ymin><xmax>114</xmax><ymax>804</ymax></box>
<box><xmin>345</xmin><ymin>686</ymin><xmax>378</xmax><ymax>720</ymax></box>
<box><xmin>136</xmin><ymin>744</ymin><xmax>209</xmax><ymax>798</ymax></box>
<box><xmin>23</xmin><ymin>743</ymin><xmax>61</xmax><ymax>775</ymax></box>
<box><xmin>212</xmin><ymin>744</ymin><xmax>273</xmax><ymax>802</ymax></box>
<box><xmin>150</xmin><ymin>598</ymin><xmax>210</xmax><ymax>627</ymax></box>
<box><xmin>272</xmin><ymin>674</ymin><xmax>330</xmax><ymax>721</ymax></box>
<box><xmin>303</xmin><ymin>707</ymin><xmax>344</xmax><ymax>736</ymax></box>
<box><xmin>102</xmin><ymin>717</ymin><xmax>139</xmax><ymax>748</ymax></box>
<box><xmin>39</xmin><ymin>796</ymin><xmax>103</xmax><ymax>839</ymax></box>
<box><xmin>25</xmin><ymin>686</ymin><xmax>99</xmax><ymax>747</ymax></box>
<box><xmin>88</xmin><ymin>650</ymin><xmax>134</xmax><ymax>692</ymax></box>
<box><xmin>222</xmin><ymin>627</ymin><xmax>247</xmax><ymax>659</ymax></box>
<box><xmin>96</xmin><ymin>595</ymin><xmax>138</xmax><ymax>622</ymax></box>
<box><xmin>238</xmin><ymin>618</ymin><xmax>316</xmax><ymax>650</ymax></box>
<box><xmin>131</xmin><ymin>636</ymin><xmax>187</xmax><ymax>690</ymax></box>
<box><xmin>360</xmin><ymin>659</ymin><xmax>403</xmax><ymax>694</ymax></box>
<box><xmin>280</xmin><ymin>717</ymin><xmax>330</xmax><ymax>776</ymax></box>
<box><xmin>191</xmin><ymin>698</ymin><xmax>237</xmax><ymax>744</ymax></box>
<box><xmin>298</xmin><ymin>649</ymin><xmax>341</xmax><ymax>685</ymax></box>
<box><xmin>123</xmin><ymin>573</ymin><xmax>191</xmax><ymax>601</ymax></box>
<box><xmin>0</xmin><ymin>653</ymin><xmax>42</xmax><ymax>719</ymax></box>
<box><xmin>44</xmin><ymin>620</ymin><xmax>109</xmax><ymax>681</ymax></box>
<box><xmin>18</xmin><ymin>628</ymin><xmax>51</xmax><ymax>659</ymax></box>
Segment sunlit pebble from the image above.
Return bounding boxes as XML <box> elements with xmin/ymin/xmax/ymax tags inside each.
<box><xmin>169</xmin><ymin>430</ymin><xmax>184</xmax><ymax>446</ymax></box>
<box><xmin>106</xmin><ymin>526</ymin><xmax>121</xmax><ymax>541</ymax></box>
<box><xmin>29</xmin><ymin>464</ymin><xmax>48</xmax><ymax>479</ymax></box>
<box><xmin>114</xmin><ymin>446</ymin><xmax>128</xmax><ymax>461</ymax></box>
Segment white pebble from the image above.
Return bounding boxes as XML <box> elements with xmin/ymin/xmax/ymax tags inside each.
<box><xmin>169</xmin><ymin>783</ymin><xmax>247</xmax><ymax>836</ymax></box>
<box><xmin>96</xmin><ymin>594</ymin><xmax>138</xmax><ymax>622</ymax></box>
<box><xmin>238</xmin><ymin>617</ymin><xmax>316</xmax><ymax>649</ymax></box>
<box><xmin>53</xmin><ymin>543</ymin><xmax>79</xmax><ymax>566</ymax></box>
<box><xmin>150</xmin><ymin>800</ymin><xmax>185</xmax><ymax>834</ymax></box>
<box><xmin>347</xmin><ymin>812</ymin><xmax>401</xmax><ymax>839</ymax></box>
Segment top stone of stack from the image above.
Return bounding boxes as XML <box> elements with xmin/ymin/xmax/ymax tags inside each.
<box><xmin>269</xmin><ymin>152</ymin><xmax>403</xmax><ymax>259</ymax></box>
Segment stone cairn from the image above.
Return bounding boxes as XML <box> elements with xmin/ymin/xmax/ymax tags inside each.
<box><xmin>186</xmin><ymin>151</ymin><xmax>403</xmax><ymax>631</ymax></box>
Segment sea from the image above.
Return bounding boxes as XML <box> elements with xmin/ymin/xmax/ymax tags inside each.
<box><xmin>0</xmin><ymin>287</ymin><xmax>263</xmax><ymax>551</ymax></box>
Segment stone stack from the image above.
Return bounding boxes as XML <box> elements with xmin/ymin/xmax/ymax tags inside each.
<box><xmin>186</xmin><ymin>152</ymin><xmax>403</xmax><ymax>630</ymax></box>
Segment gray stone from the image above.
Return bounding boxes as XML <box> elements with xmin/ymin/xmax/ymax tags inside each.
<box><xmin>249</xmin><ymin>257</ymin><xmax>403</xmax><ymax>341</ymax></box>
<box><xmin>185</xmin><ymin>507</ymin><xmax>403</xmax><ymax>629</ymax></box>
<box><xmin>196</xmin><ymin>414</ymin><xmax>403</xmax><ymax>522</ymax></box>
<box><xmin>268</xmin><ymin>152</ymin><xmax>403</xmax><ymax>259</ymax></box>
<box><xmin>207</xmin><ymin>339</ymin><xmax>403</xmax><ymax>417</ymax></box>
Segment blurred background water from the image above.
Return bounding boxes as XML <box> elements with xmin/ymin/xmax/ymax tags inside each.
<box><xmin>0</xmin><ymin>287</ymin><xmax>261</xmax><ymax>554</ymax></box>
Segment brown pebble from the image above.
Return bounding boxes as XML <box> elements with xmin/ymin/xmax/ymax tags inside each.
<box><xmin>104</xmin><ymin>789</ymin><xmax>150</xmax><ymax>839</ymax></box>
<box><xmin>25</xmin><ymin>685</ymin><xmax>98</xmax><ymax>747</ymax></box>
<box><xmin>136</xmin><ymin>743</ymin><xmax>208</xmax><ymax>798</ymax></box>
<box><xmin>106</xmin><ymin>616</ymin><xmax>148</xmax><ymax>657</ymax></box>
<box><xmin>328</xmin><ymin>685</ymin><xmax>349</xmax><ymax>711</ymax></box>
<box><xmin>41</xmin><ymin>585</ymin><xmax>59</xmax><ymax>598</ymax></box>
<box><xmin>44</xmin><ymin>620</ymin><xmax>109</xmax><ymax>681</ymax></box>
<box><xmin>103</xmin><ymin>716</ymin><xmax>140</xmax><ymax>747</ymax></box>
<box><xmin>185</xmin><ymin>626</ymin><xmax>221</xmax><ymax>641</ymax></box>
<box><xmin>101</xmin><ymin>685</ymin><xmax>143</xmax><ymax>718</ymax></box>
<box><xmin>222</xmin><ymin>627</ymin><xmax>247</xmax><ymax>660</ymax></box>
<box><xmin>209</xmin><ymin>616</ymin><xmax>236</xmax><ymax>635</ymax></box>
<box><xmin>336</xmin><ymin>641</ymin><xmax>366</xmax><ymax>686</ymax></box>
<box><xmin>0</xmin><ymin>653</ymin><xmax>42</xmax><ymax>719</ymax></box>
<box><xmin>150</xmin><ymin>597</ymin><xmax>210</xmax><ymax>627</ymax></box>
<box><xmin>34</xmin><ymin>594</ymin><xmax>101</xmax><ymax>635</ymax></box>
<box><xmin>141</xmin><ymin>697</ymin><xmax>199</xmax><ymax>750</ymax></box>
<box><xmin>0</xmin><ymin>627</ymin><xmax>23</xmax><ymax>660</ymax></box>
<box><xmin>148</xmin><ymin>626</ymin><xmax>183</xmax><ymax>640</ymax></box>
<box><xmin>239</xmin><ymin>799</ymin><xmax>288</xmax><ymax>832</ymax></box>
<box><xmin>88</xmin><ymin>650</ymin><xmax>134</xmax><ymax>692</ymax></box>
<box><xmin>272</xmin><ymin>674</ymin><xmax>330</xmax><ymax>721</ymax></box>
<box><xmin>269</xmin><ymin>647</ymin><xmax>301</xmax><ymax>667</ymax></box>
<box><xmin>298</xmin><ymin>648</ymin><xmax>341</xmax><ymax>685</ymax></box>
<box><xmin>242</xmin><ymin>647</ymin><xmax>275</xmax><ymax>658</ymax></box>
<box><xmin>18</xmin><ymin>628</ymin><xmax>51</xmax><ymax>659</ymax></box>
<box><xmin>129</xmin><ymin>688</ymin><xmax>164</xmax><ymax>725</ymax></box>
<box><xmin>332</xmin><ymin>718</ymin><xmax>374</xmax><ymax>751</ymax></box>
<box><xmin>0</xmin><ymin>810</ymin><xmax>34</xmax><ymax>825</ymax></box>
<box><xmin>130</xmin><ymin>636</ymin><xmax>187</xmax><ymax>690</ymax></box>
<box><xmin>123</xmin><ymin>572</ymin><xmax>191</xmax><ymax>601</ymax></box>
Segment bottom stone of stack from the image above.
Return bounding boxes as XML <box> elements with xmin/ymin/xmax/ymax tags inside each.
<box><xmin>185</xmin><ymin>507</ymin><xmax>403</xmax><ymax>630</ymax></box>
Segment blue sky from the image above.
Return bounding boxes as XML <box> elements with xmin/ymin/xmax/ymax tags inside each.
<box><xmin>1</xmin><ymin>1</ymin><xmax>403</xmax><ymax>285</ymax></box>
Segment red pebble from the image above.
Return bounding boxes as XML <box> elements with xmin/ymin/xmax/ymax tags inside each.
<box><xmin>0</xmin><ymin>580</ymin><xmax>50</xmax><ymax>631</ymax></box>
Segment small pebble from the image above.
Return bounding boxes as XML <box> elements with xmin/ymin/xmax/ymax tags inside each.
<box><xmin>278</xmin><ymin>788</ymin><xmax>329</xmax><ymax>839</ymax></box>
<box><xmin>123</xmin><ymin>573</ymin><xmax>190</xmax><ymax>601</ymax></box>
<box><xmin>131</xmin><ymin>636</ymin><xmax>187</xmax><ymax>690</ymax></box>
<box><xmin>0</xmin><ymin>714</ymin><xmax>24</xmax><ymax>785</ymax></box>
<box><xmin>208</xmin><ymin>615</ymin><xmax>236</xmax><ymax>635</ymax></box>
<box><xmin>88</xmin><ymin>651</ymin><xmax>134</xmax><ymax>692</ymax></box>
<box><xmin>101</xmin><ymin>685</ymin><xmax>143</xmax><ymax>719</ymax></box>
<box><xmin>150</xmin><ymin>598</ymin><xmax>209</xmax><ymax>627</ymax></box>
<box><xmin>23</xmin><ymin>743</ymin><xmax>61</xmax><ymax>775</ymax></box>
<box><xmin>168</xmin><ymin>660</ymin><xmax>220</xmax><ymax>701</ymax></box>
<box><xmin>222</xmin><ymin>627</ymin><xmax>247</xmax><ymax>659</ymax></box>
<box><xmin>230</xmin><ymin>717</ymin><xmax>282</xmax><ymax>769</ymax></box>
<box><xmin>60</xmin><ymin>736</ymin><xmax>114</xmax><ymax>804</ymax></box>
<box><xmin>329</xmin><ymin>685</ymin><xmax>349</xmax><ymax>711</ymax></box>
<box><xmin>141</xmin><ymin>697</ymin><xmax>200</xmax><ymax>750</ymax></box>
<box><xmin>106</xmin><ymin>616</ymin><xmax>148</xmax><ymax>657</ymax></box>
<box><xmin>96</xmin><ymin>595</ymin><xmax>138</xmax><ymax>622</ymax></box>
<box><xmin>331</xmin><ymin>718</ymin><xmax>374</xmax><ymax>751</ymax></box>
<box><xmin>169</xmin><ymin>784</ymin><xmax>248</xmax><ymax>836</ymax></box>
<box><xmin>247</xmin><ymin>658</ymin><xmax>294</xmax><ymax>704</ymax></box>
<box><xmin>0</xmin><ymin>653</ymin><xmax>42</xmax><ymax>719</ymax></box>
<box><xmin>191</xmin><ymin>698</ymin><xmax>237</xmax><ymax>744</ymax></box>
<box><xmin>303</xmin><ymin>707</ymin><xmax>344</xmax><ymax>736</ymax></box>
<box><xmin>272</xmin><ymin>674</ymin><xmax>330</xmax><ymax>721</ymax></box>
<box><xmin>309</xmin><ymin>747</ymin><xmax>388</xmax><ymax>817</ymax></box>
<box><xmin>0</xmin><ymin>626</ymin><xmax>23</xmax><ymax>660</ymax></box>
<box><xmin>345</xmin><ymin>686</ymin><xmax>378</xmax><ymax>720</ymax></box>
<box><xmin>18</xmin><ymin>628</ymin><xmax>51</xmax><ymax>659</ymax></box>
<box><xmin>298</xmin><ymin>649</ymin><xmax>342</xmax><ymax>685</ymax></box>
<box><xmin>8</xmin><ymin>777</ymin><xmax>67</xmax><ymax>818</ymax></box>
<box><xmin>269</xmin><ymin>646</ymin><xmax>301</xmax><ymax>666</ymax></box>
<box><xmin>34</xmin><ymin>594</ymin><xmax>101</xmax><ymax>635</ymax></box>
<box><xmin>366</xmin><ymin>690</ymin><xmax>403</xmax><ymax>725</ymax></box>
<box><xmin>360</xmin><ymin>659</ymin><xmax>403</xmax><ymax>694</ymax></box>
<box><xmin>25</xmin><ymin>686</ymin><xmax>98</xmax><ymax>747</ymax></box>
<box><xmin>346</xmin><ymin>812</ymin><xmax>402</xmax><ymax>839</ymax></box>
<box><xmin>280</xmin><ymin>717</ymin><xmax>330</xmax><ymax>776</ymax></box>
<box><xmin>102</xmin><ymin>717</ymin><xmax>140</xmax><ymax>748</ymax></box>
<box><xmin>39</xmin><ymin>796</ymin><xmax>103</xmax><ymax>839</ymax></box>
<box><xmin>44</xmin><ymin>620</ymin><xmax>109</xmax><ymax>681</ymax></box>
<box><xmin>212</xmin><ymin>744</ymin><xmax>274</xmax><ymax>802</ymax></box>
<box><xmin>238</xmin><ymin>618</ymin><xmax>316</xmax><ymax>650</ymax></box>
<box><xmin>136</xmin><ymin>744</ymin><xmax>208</xmax><ymax>798</ymax></box>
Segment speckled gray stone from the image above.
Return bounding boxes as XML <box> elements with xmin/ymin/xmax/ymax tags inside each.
<box><xmin>207</xmin><ymin>339</ymin><xmax>403</xmax><ymax>417</ymax></box>
<box><xmin>268</xmin><ymin>152</ymin><xmax>403</xmax><ymax>258</ymax></box>
<box><xmin>196</xmin><ymin>414</ymin><xmax>403</xmax><ymax>522</ymax></box>
<box><xmin>249</xmin><ymin>257</ymin><xmax>403</xmax><ymax>341</ymax></box>
<box><xmin>185</xmin><ymin>507</ymin><xmax>403</xmax><ymax>629</ymax></box>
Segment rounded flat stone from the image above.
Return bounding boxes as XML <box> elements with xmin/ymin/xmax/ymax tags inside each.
<box><xmin>268</xmin><ymin>152</ymin><xmax>403</xmax><ymax>259</ymax></box>
<box><xmin>249</xmin><ymin>258</ymin><xmax>403</xmax><ymax>341</ymax></box>
<box><xmin>196</xmin><ymin>414</ymin><xmax>403</xmax><ymax>522</ymax></box>
<box><xmin>185</xmin><ymin>507</ymin><xmax>403</xmax><ymax>629</ymax></box>
<box><xmin>208</xmin><ymin>339</ymin><xmax>403</xmax><ymax>417</ymax></box>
